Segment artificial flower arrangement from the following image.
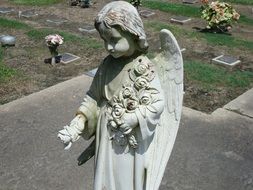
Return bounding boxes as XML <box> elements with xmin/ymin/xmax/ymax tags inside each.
<box><xmin>201</xmin><ymin>0</ymin><xmax>240</xmax><ymax>32</ymax></box>
<box><xmin>44</xmin><ymin>34</ymin><xmax>64</xmax><ymax>64</ymax></box>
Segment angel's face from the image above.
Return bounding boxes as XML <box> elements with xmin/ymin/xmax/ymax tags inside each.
<box><xmin>98</xmin><ymin>24</ymin><xmax>136</xmax><ymax>58</ymax></box>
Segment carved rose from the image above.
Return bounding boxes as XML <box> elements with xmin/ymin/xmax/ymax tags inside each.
<box><xmin>140</xmin><ymin>92</ymin><xmax>152</xmax><ymax>105</ymax></box>
<box><xmin>134</xmin><ymin>77</ymin><xmax>149</xmax><ymax>90</ymax></box>
<box><xmin>112</xmin><ymin>104</ymin><xmax>125</xmax><ymax>119</ymax></box>
<box><xmin>134</xmin><ymin>62</ymin><xmax>149</xmax><ymax>76</ymax></box>
<box><xmin>126</xmin><ymin>99</ymin><xmax>139</xmax><ymax>111</ymax></box>
<box><xmin>122</xmin><ymin>86</ymin><xmax>135</xmax><ymax>98</ymax></box>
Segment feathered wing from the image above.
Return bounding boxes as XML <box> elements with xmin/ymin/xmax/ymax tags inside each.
<box><xmin>146</xmin><ymin>29</ymin><xmax>184</xmax><ymax>190</ymax></box>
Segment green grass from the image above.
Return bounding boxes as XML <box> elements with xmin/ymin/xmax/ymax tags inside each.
<box><xmin>0</xmin><ymin>47</ymin><xmax>17</xmax><ymax>82</ymax></box>
<box><xmin>143</xmin><ymin>0</ymin><xmax>200</xmax><ymax>17</ymax></box>
<box><xmin>9</xmin><ymin>0</ymin><xmax>63</xmax><ymax>6</ymax></box>
<box><xmin>223</xmin><ymin>0</ymin><xmax>253</xmax><ymax>5</ymax></box>
<box><xmin>145</xmin><ymin>21</ymin><xmax>194</xmax><ymax>38</ymax></box>
<box><xmin>201</xmin><ymin>33</ymin><xmax>253</xmax><ymax>50</ymax></box>
<box><xmin>26</xmin><ymin>29</ymin><xmax>103</xmax><ymax>49</ymax></box>
<box><xmin>239</xmin><ymin>15</ymin><xmax>253</xmax><ymax>26</ymax></box>
<box><xmin>0</xmin><ymin>17</ymin><xmax>31</xmax><ymax>30</ymax></box>
<box><xmin>145</xmin><ymin>21</ymin><xmax>253</xmax><ymax>51</ymax></box>
<box><xmin>184</xmin><ymin>60</ymin><xmax>253</xmax><ymax>89</ymax></box>
<box><xmin>143</xmin><ymin>0</ymin><xmax>253</xmax><ymax>26</ymax></box>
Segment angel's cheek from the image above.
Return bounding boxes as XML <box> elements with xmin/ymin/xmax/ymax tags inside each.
<box><xmin>114</xmin><ymin>39</ymin><xmax>130</xmax><ymax>53</ymax></box>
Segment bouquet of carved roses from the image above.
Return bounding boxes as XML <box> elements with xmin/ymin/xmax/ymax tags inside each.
<box><xmin>201</xmin><ymin>0</ymin><xmax>240</xmax><ymax>32</ymax></box>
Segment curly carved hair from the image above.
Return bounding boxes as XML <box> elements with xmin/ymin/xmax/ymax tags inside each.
<box><xmin>94</xmin><ymin>1</ymin><xmax>148</xmax><ymax>52</ymax></box>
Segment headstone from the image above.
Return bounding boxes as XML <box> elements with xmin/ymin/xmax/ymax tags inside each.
<box><xmin>0</xmin><ymin>35</ymin><xmax>16</xmax><ymax>46</ymax></box>
<box><xmin>46</xmin><ymin>18</ymin><xmax>67</xmax><ymax>25</ymax></box>
<box><xmin>0</xmin><ymin>7</ymin><xmax>14</xmax><ymax>14</ymax></box>
<box><xmin>78</xmin><ymin>24</ymin><xmax>96</xmax><ymax>34</ymax></box>
<box><xmin>182</xmin><ymin>0</ymin><xmax>198</xmax><ymax>4</ymax></box>
<box><xmin>212</xmin><ymin>55</ymin><xmax>241</xmax><ymax>67</ymax></box>
<box><xmin>19</xmin><ymin>10</ymin><xmax>38</xmax><ymax>18</ymax></box>
<box><xmin>60</xmin><ymin>53</ymin><xmax>80</xmax><ymax>64</ymax></box>
<box><xmin>85</xmin><ymin>68</ymin><xmax>98</xmax><ymax>77</ymax></box>
<box><xmin>139</xmin><ymin>10</ymin><xmax>155</xmax><ymax>18</ymax></box>
<box><xmin>170</xmin><ymin>16</ymin><xmax>191</xmax><ymax>24</ymax></box>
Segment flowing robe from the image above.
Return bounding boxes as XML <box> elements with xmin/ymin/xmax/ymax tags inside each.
<box><xmin>77</xmin><ymin>55</ymin><xmax>164</xmax><ymax>190</ymax></box>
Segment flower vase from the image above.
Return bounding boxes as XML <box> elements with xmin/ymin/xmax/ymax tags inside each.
<box><xmin>48</xmin><ymin>45</ymin><xmax>61</xmax><ymax>64</ymax></box>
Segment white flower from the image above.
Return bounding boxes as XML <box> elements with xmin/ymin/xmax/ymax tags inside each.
<box><xmin>134</xmin><ymin>62</ymin><xmax>149</xmax><ymax>76</ymax></box>
<box><xmin>45</xmin><ymin>34</ymin><xmax>64</xmax><ymax>46</ymax></box>
<box><xmin>112</xmin><ymin>104</ymin><xmax>125</xmax><ymax>119</ymax></box>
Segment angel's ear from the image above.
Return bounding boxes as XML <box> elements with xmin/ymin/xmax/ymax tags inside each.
<box><xmin>138</xmin><ymin>36</ymin><xmax>149</xmax><ymax>51</ymax></box>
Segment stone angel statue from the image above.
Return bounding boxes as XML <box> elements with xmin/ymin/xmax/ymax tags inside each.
<box><xmin>58</xmin><ymin>1</ymin><xmax>183</xmax><ymax>190</ymax></box>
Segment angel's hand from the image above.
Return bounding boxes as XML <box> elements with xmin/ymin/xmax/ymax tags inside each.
<box><xmin>57</xmin><ymin>128</ymin><xmax>72</xmax><ymax>150</ymax></box>
<box><xmin>57</xmin><ymin>114</ymin><xmax>87</xmax><ymax>149</ymax></box>
<box><xmin>119</xmin><ymin>113</ymin><xmax>138</xmax><ymax>135</ymax></box>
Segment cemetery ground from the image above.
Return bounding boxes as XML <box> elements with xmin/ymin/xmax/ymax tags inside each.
<box><xmin>0</xmin><ymin>0</ymin><xmax>253</xmax><ymax>113</ymax></box>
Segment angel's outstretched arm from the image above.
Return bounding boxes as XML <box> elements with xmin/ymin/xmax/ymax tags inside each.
<box><xmin>58</xmin><ymin>62</ymin><xmax>104</xmax><ymax>148</ymax></box>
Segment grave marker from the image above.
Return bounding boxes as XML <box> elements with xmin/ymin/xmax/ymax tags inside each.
<box><xmin>60</xmin><ymin>53</ymin><xmax>80</xmax><ymax>64</ymax></box>
<box><xmin>212</xmin><ymin>55</ymin><xmax>241</xmax><ymax>67</ymax></box>
<box><xmin>170</xmin><ymin>16</ymin><xmax>192</xmax><ymax>24</ymax></box>
<box><xmin>0</xmin><ymin>7</ymin><xmax>14</xmax><ymax>14</ymax></box>
<box><xmin>85</xmin><ymin>68</ymin><xmax>98</xmax><ymax>77</ymax></box>
<box><xmin>182</xmin><ymin>0</ymin><xmax>198</xmax><ymax>4</ymax></box>
<box><xmin>78</xmin><ymin>24</ymin><xmax>96</xmax><ymax>34</ymax></box>
<box><xmin>20</xmin><ymin>10</ymin><xmax>38</xmax><ymax>18</ymax></box>
<box><xmin>139</xmin><ymin>10</ymin><xmax>155</xmax><ymax>18</ymax></box>
<box><xmin>46</xmin><ymin>18</ymin><xmax>67</xmax><ymax>25</ymax></box>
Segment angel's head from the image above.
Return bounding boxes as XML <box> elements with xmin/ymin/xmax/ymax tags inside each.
<box><xmin>94</xmin><ymin>1</ymin><xmax>148</xmax><ymax>58</ymax></box>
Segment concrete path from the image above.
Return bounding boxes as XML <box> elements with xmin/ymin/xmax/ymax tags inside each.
<box><xmin>0</xmin><ymin>75</ymin><xmax>252</xmax><ymax>190</ymax></box>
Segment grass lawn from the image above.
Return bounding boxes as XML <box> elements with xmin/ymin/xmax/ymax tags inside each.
<box><xmin>26</xmin><ymin>29</ymin><xmax>103</xmax><ymax>49</ymax></box>
<box><xmin>145</xmin><ymin>21</ymin><xmax>253</xmax><ymax>51</ymax></box>
<box><xmin>184</xmin><ymin>60</ymin><xmax>253</xmax><ymax>89</ymax></box>
<box><xmin>0</xmin><ymin>17</ymin><xmax>31</xmax><ymax>30</ymax></box>
<box><xmin>143</xmin><ymin>0</ymin><xmax>253</xmax><ymax>26</ymax></box>
<box><xmin>224</xmin><ymin>0</ymin><xmax>253</xmax><ymax>5</ymax></box>
<box><xmin>0</xmin><ymin>47</ymin><xmax>17</xmax><ymax>82</ymax></box>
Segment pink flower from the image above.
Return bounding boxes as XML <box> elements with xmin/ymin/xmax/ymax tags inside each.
<box><xmin>45</xmin><ymin>34</ymin><xmax>64</xmax><ymax>46</ymax></box>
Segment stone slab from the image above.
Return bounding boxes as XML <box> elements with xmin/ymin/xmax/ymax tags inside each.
<box><xmin>139</xmin><ymin>10</ymin><xmax>155</xmax><ymax>18</ymax></box>
<box><xmin>170</xmin><ymin>16</ymin><xmax>192</xmax><ymax>24</ymax></box>
<box><xmin>19</xmin><ymin>10</ymin><xmax>38</xmax><ymax>18</ymax></box>
<box><xmin>182</xmin><ymin>0</ymin><xmax>199</xmax><ymax>4</ymax></box>
<box><xmin>0</xmin><ymin>7</ymin><xmax>14</xmax><ymax>14</ymax></box>
<box><xmin>224</xmin><ymin>88</ymin><xmax>253</xmax><ymax>118</ymax></box>
<box><xmin>60</xmin><ymin>53</ymin><xmax>80</xmax><ymax>64</ymax></box>
<box><xmin>84</xmin><ymin>68</ymin><xmax>98</xmax><ymax>77</ymax></box>
<box><xmin>78</xmin><ymin>24</ymin><xmax>96</xmax><ymax>34</ymax></box>
<box><xmin>212</xmin><ymin>55</ymin><xmax>241</xmax><ymax>67</ymax></box>
<box><xmin>46</xmin><ymin>18</ymin><xmax>68</xmax><ymax>25</ymax></box>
